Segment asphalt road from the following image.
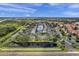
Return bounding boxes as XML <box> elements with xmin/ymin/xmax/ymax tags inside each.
<box><xmin>0</xmin><ymin>20</ymin><xmax>7</xmax><ymax>22</ymax></box>
<box><xmin>65</xmin><ymin>38</ymin><xmax>76</xmax><ymax>52</ymax></box>
<box><xmin>0</xmin><ymin>52</ymin><xmax>79</xmax><ymax>56</ymax></box>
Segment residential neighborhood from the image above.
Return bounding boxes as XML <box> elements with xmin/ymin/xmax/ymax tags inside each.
<box><xmin>0</xmin><ymin>18</ymin><xmax>79</xmax><ymax>53</ymax></box>
<box><xmin>0</xmin><ymin>3</ymin><xmax>79</xmax><ymax>56</ymax></box>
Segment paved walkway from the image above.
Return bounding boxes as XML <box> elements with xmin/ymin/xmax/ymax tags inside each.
<box><xmin>65</xmin><ymin>40</ymin><xmax>76</xmax><ymax>52</ymax></box>
<box><xmin>0</xmin><ymin>52</ymin><xmax>79</xmax><ymax>56</ymax></box>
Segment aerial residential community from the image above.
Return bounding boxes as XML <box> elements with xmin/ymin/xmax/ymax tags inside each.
<box><xmin>0</xmin><ymin>17</ymin><xmax>79</xmax><ymax>53</ymax></box>
<box><xmin>1</xmin><ymin>3</ymin><xmax>79</xmax><ymax>56</ymax></box>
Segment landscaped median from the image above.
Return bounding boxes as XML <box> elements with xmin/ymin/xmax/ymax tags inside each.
<box><xmin>0</xmin><ymin>47</ymin><xmax>62</xmax><ymax>52</ymax></box>
<box><xmin>0</xmin><ymin>26</ymin><xmax>23</xmax><ymax>46</ymax></box>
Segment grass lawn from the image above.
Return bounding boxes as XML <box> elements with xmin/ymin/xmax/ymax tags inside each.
<box><xmin>0</xmin><ymin>26</ymin><xmax>23</xmax><ymax>45</ymax></box>
<box><xmin>0</xmin><ymin>47</ymin><xmax>62</xmax><ymax>52</ymax></box>
<box><xmin>74</xmin><ymin>46</ymin><xmax>79</xmax><ymax>51</ymax></box>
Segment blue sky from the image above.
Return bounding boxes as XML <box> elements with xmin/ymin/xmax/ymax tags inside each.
<box><xmin>0</xmin><ymin>3</ymin><xmax>79</xmax><ymax>17</ymax></box>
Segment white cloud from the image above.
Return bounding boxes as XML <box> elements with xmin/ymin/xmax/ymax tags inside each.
<box><xmin>48</xmin><ymin>3</ymin><xmax>61</xmax><ymax>6</ymax></box>
<box><xmin>63</xmin><ymin>11</ymin><xmax>79</xmax><ymax>16</ymax></box>
<box><xmin>31</xmin><ymin>3</ymin><xmax>43</xmax><ymax>6</ymax></box>
<box><xmin>0</xmin><ymin>7</ymin><xmax>35</xmax><ymax>13</ymax></box>
<box><xmin>26</xmin><ymin>14</ymin><xmax>31</xmax><ymax>17</ymax></box>
<box><xmin>62</xmin><ymin>4</ymin><xmax>79</xmax><ymax>17</ymax></box>
<box><xmin>0</xmin><ymin>3</ymin><xmax>37</xmax><ymax>14</ymax></box>
<box><xmin>68</xmin><ymin>4</ymin><xmax>79</xmax><ymax>8</ymax></box>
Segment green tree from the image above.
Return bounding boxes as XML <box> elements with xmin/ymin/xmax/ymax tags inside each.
<box><xmin>13</xmin><ymin>34</ymin><xmax>30</xmax><ymax>47</ymax></box>
<box><xmin>14</xmin><ymin>34</ymin><xmax>30</xmax><ymax>42</ymax></box>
